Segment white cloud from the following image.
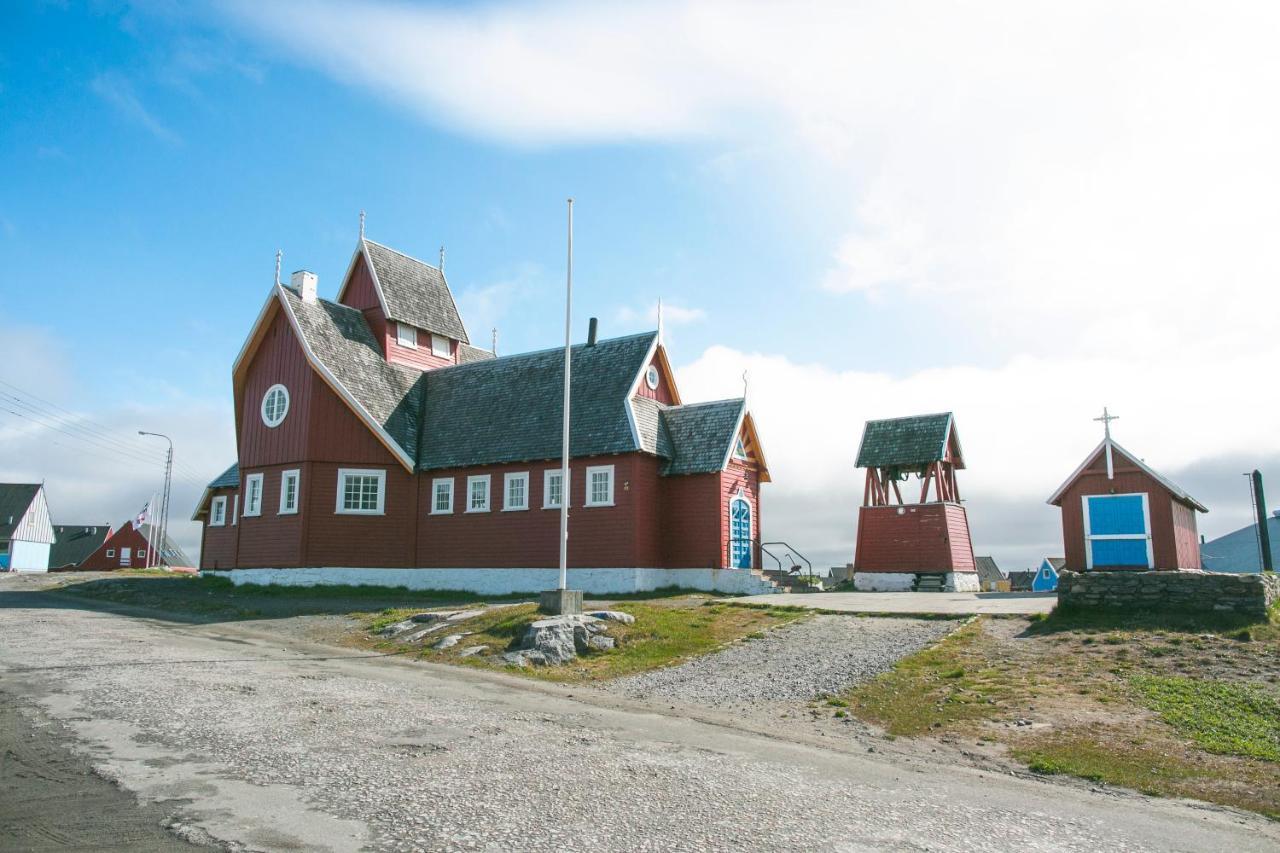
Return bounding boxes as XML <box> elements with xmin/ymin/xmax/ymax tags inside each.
<box><xmin>90</xmin><ymin>72</ymin><xmax>182</xmax><ymax>144</ymax></box>
<box><xmin>615</xmin><ymin>300</ymin><xmax>705</xmax><ymax>329</ymax></box>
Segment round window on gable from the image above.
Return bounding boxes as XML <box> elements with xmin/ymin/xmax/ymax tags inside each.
<box><xmin>261</xmin><ymin>384</ymin><xmax>290</xmax><ymax>428</ymax></box>
<box><xmin>645</xmin><ymin>365</ymin><xmax>660</xmax><ymax>391</ymax></box>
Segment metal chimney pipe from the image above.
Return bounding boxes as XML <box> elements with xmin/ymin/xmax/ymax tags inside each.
<box><xmin>1253</xmin><ymin>470</ymin><xmax>1274</xmax><ymax>572</ymax></box>
<box><xmin>587</xmin><ymin>317</ymin><xmax>598</xmax><ymax>346</ymax></box>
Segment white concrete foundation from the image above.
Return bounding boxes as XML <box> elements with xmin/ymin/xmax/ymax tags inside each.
<box><xmin>202</xmin><ymin>566</ymin><xmax>780</xmax><ymax>596</ymax></box>
<box><xmin>853</xmin><ymin>571</ymin><xmax>981</xmax><ymax>593</ymax></box>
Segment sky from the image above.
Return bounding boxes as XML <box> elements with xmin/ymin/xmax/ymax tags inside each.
<box><xmin>1</xmin><ymin>0</ymin><xmax>1277</xmax><ymax>572</ymax></box>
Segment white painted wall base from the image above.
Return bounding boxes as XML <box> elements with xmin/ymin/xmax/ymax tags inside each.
<box><xmin>852</xmin><ymin>572</ymin><xmax>917</xmax><ymax>592</ymax></box>
<box><xmin>202</xmin><ymin>566</ymin><xmax>781</xmax><ymax>596</ymax></box>
<box><xmin>9</xmin><ymin>541</ymin><xmax>51</xmax><ymax>572</ymax></box>
<box><xmin>853</xmin><ymin>571</ymin><xmax>981</xmax><ymax>592</ymax></box>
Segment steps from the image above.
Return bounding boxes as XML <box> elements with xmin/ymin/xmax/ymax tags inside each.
<box><xmin>913</xmin><ymin>573</ymin><xmax>946</xmax><ymax>593</ymax></box>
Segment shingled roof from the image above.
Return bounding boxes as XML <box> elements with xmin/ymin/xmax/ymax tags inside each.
<box><xmin>50</xmin><ymin>524</ymin><xmax>111</xmax><ymax>569</ymax></box>
<box><xmin>363</xmin><ymin>240</ymin><xmax>469</xmax><ymax>343</ymax></box>
<box><xmin>856</xmin><ymin>413</ymin><xmax>960</xmax><ymax>469</ymax></box>
<box><xmin>281</xmin><ymin>285</ymin><xmax>426</xmax><ymax>465</ymax></box>
<box><xmin>661</xmin><ymin>399</ymin><xmax>744</xmax><ymax>476</ymax></box>
<box><xmin>0</xmin><ymin>484</ymin><xmax>41</xmax><ymax>539</ymax></box>
<box><xmin>419</xmin><ymin>332</ymin><xmax>657</xmax><ymax>470</ymax></box>
<box><xmin>208</xmin><ymin>463</ymin><xmax>239</xmax><ymax>489</ymax></box>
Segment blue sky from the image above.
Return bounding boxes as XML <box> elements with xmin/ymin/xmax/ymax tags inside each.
<box><xmin>2</xmin><ymin>1</ymin><xmax>1277</xmax><ymax>570</ymax></box>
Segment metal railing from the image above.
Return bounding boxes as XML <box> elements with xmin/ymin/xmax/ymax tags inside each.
<box><xmin>727</xmin><ymin>539</ymin><xmax>818</xmax><ymax>588</ymax></box>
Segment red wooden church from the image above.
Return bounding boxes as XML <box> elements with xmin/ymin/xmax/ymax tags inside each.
<box><xmin>852</xmin><ymin>413</ymin><xmax>978</xmax><ymax>592</ymax></box>
<box><xmin>192</xmin><ymin>228</ymin><xmax>774</xmax><ymax>594</ymax></box>
<box><xmin>1047</xmin><ymin>410</ymin><xmax>1206</xmax><ymax>572</ymax></box>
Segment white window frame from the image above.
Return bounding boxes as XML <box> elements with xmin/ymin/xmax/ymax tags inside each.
<box><xmin>431</xmin><ymin>478</ymin><xmax>454</xmax><ymax>514</ymax></box>
<box><xmin>467</xmin><ymin>475</ymin><xmax>491</xmax><ymax>513</ymax></box>
<box><xmin>210</xmin><ymin>496</ymin><xmax>227</xmax><ymax>526</ymax></box>
<box><xmin>431</xmin><ymin>333</ymin><xmax>451</xmax><ymax>357</ymax></box>
<box><xmin>231</xmin><ymin>494</ymin><xmax>239</xmax><ymax>525</ymax></box>
<box><xmin>279</xmin><ymin>469</ymin><xmax>300</xmax><ymax>515</ymax></box>
<box><xmin>260</xmin><ymin>384</ymin><xmax>290</xmax><ymax>428</ymax></box>
<box><xmin>106</xmin><ymin>548</ymin><xmax>115</xmax><ymax>558</ymax></box>
<box><xmin>504</xmin><ymin>472</ymin><xmax>529</xmax><ymax>511</ymax></box>
<box><xmin>585</xmin><ymin>465</ymin><xmax>615</xmax><ymax>507</ymax></box>
<box><xmin>1081</xmin><ymin>492</ymin><xmax>1154</xmax><ymax>570</ymax></box>
<box><xmin>243</xmin><ymin>473</ymin><xmax>264</xmax><ymax>517</ymax></box>
<box><xmin>137</xmin><ymin>547</ymin><xmax>147</xmax><ymax>563</ymax></box>
<box><xmin>336</xmin><ymin>468</ymin><xmax>386</xmax><ymax>515</ymax></box>
<box><xmin>543</xmin><ymin>469</ymin><xmax>564</xmax><ymax>509</ymax></box>
<box><xmin>396</xmin><ymin>322</ymin><xmax>418</xmax><ymax>349</ymax></box>
<box><xmin>645</xmin><ymin>365</ymin><xmax>660</xmax><ymax>390</ymax></box>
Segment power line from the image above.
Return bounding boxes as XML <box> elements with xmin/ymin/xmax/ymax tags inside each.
<box><xmin>0</xmin><ymin>406</ymin><xmax>170</xmax><ymax>469</ymax></box>
<box><xmin>0</xmin><ymin>391</ymin><xmax>169</xmax><ymax>462</ymax></box>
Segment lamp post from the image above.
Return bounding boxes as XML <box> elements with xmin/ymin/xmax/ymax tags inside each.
<box><xmin>139</xmin><ymin>431</ymin><xmax>173</xmax><ymax>570</ymax></box>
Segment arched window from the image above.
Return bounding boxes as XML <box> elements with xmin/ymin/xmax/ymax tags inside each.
<box><xmin>729</xmin><ymin>493</ymin><xmax>752</xmax><ymax>569</ymax></box>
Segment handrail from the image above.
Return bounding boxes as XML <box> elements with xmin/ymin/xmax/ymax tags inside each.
<box><xmin>761</xmin><ymin>541</ymin><xmax>812</xmax><ymax>576</ymax></box>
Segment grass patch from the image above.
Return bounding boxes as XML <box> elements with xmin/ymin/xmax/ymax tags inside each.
<box><xmin>367</xmin><ymin>600</ymin><xmax>809</xmax><ymax>683</ymax></box>
<box><xmin>1131</xmin><ymin>675</ymin><xmax>1280</xmax><ymax>762</ymax></box>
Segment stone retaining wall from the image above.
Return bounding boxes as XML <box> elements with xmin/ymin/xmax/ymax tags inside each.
<box><xmin>1057</xmin><ymin>570</ymin><xmax>1280</xmax><ymax>618</ymax></box>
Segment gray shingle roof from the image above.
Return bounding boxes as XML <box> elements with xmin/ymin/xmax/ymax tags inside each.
<box><xmin>282</xmin><ymin>286</ymin><xmax>426</xmax><ymax>463</ymax></box>
<box><xmin>364</xmin><ymin>240</ymin><xmax>469</xmax><ymax>343</ymax></box>
<box><xmin>208</xmin><ymin>463</ymin><xmax>239</xmax><ymax>489</ymax></box>
<box><xmin>660</xmin><ymin>399</ymin><xmax>744</xmax><ymax>476</ymax></box>
<box><xmin>457</xmin><ymin>343</ymin><xmax>496</xmax><ymax>364</ymax></box>
<box><xmin>856</xmin><ymin>413</ymin><xmax>958</xmax><ymax>469</ymax></box>
<box><xmin>50</xmin><ymin>524</ymin><xmax>111</xmax><ymax>568</ymax></box>
<box><xmin>419</xmin><ymin>333</ymin><xmax>656</xmax><ymax>470</ymax></box>
<box><xmin>1007</xmin><ymin>570</ymin><xmax>1035</xmax><ymax>591</ymax></box>
<box><xmin>974</xmin><ymin>555</ymin><xmax>1003</xmax><ymax>585</ymax></box>
<box><xmin>631</xmin><ymin>396</ymin><xmax>672</xmax><ymax>458</ymax></box>
<box><xmin>0</xmin><ymin>484</ymin><xmax>40</xmax><ymax>539</ymax></box>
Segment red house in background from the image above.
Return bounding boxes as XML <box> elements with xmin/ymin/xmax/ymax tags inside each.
<box><xmin>79</xmin><ymin>522</ymin><xmax>193</xmax><ymax>572</ymax></box>
<box><xmin>192</xmin><ymin>232</ymin><xmax>775</xmax><ymax>594</ymax></box>
<box><xmin>852</xmin><ymin>413</ymin><xmax>978</xmax><ymax>592</ymax></box>
<box><xmin>1048</xmin><ymin>412</ymin><xmax>1206</xmax><ymax>572</ymax></box>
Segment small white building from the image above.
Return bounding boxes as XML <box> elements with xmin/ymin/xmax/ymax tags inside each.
<box><xmin>0</xmin><ymin>483</ymin><xmax>55</xmax><ymax>572</ymax></box>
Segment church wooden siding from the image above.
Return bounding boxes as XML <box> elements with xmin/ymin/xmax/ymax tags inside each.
<box><xmin>238</xmin><ymin>311</ymin><xmax>314</xmax><ymax>469</ymax></box>
<box><xmin>662</xmin><ymin>472</ymin><xmax>724</xmax><ymax>569</ymax></box>
<box><xmin>855</xmin><ymin>503</ymin><xmax>974</xmax><ymax>573</ymax></box>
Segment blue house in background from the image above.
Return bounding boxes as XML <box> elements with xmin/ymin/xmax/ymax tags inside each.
<box><xmin>1032</xmin><ymin>557</ymin><xmax>1063</xmax><ymax>592</ymax></box>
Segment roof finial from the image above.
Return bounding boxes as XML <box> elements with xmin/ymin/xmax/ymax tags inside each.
<box><xmin>274</xmin><ymin>249</ymin><xmax>282</xmax><ymax>287</ymax></box>
<box><xmin>439</xmin><ymin>245</ymin><xmax>445</xmax><ymax>272</ymax></box>
<box><xmin>492</xmin><ymin>327</ymin><xmax>498</xmax><ymax>356</ymax></box>
<box><xmin>657</xmin><ymin>297</ymin><xmax>664</xmax><ymax>342</ymax></box>
<box><xmin>359</xmin><ymin>209</ymin><xmax>366</xmax><ymax>239</ymax></box>
<box><xmin>1094</xmin><ymin>406</ymin><xmax>1119</xmax><ymax>480</ymax></box>
<box><xmin>742</xmin><ymin>370</ymin><xmax>749</xmax><ymax>404</ymax></box>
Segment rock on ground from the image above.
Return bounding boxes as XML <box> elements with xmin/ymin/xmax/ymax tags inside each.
<box><xmin>609</xmin><ymin>614</ymin><xmax>958</xmax><ymax>710</ymax></box>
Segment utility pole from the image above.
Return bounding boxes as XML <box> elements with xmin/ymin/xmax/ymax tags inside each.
<box><xmin>139</xmin><ymin>431</ymin><xmax>173</xmax><ymax>570</ymax></box>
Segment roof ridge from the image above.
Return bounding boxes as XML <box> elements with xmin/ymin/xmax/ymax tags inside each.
<box><xmin>666</xmin><ymin>397</ymin><xmax>744</xmax><ymax>410</ymax></box>
<box><xmin>430</xmin><ymin>330</ymin><xmax>658</xmax><ymax>374</ymax></box>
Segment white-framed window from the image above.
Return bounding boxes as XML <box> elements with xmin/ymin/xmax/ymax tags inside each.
<box><xmin>543</xmin><ymin>469</ymin><xmax>564</xmax><ymax>509</ymax></box>
<box><xmin>106</xmin><ymin>548</ymin><xmax>115</xmax><ymax>558</ymax></box>
<box><xmin>279</xmin><ymin>469</ymin><xmax>300</xmax><ymax>515</ymax></box>
<box><xmin>243</xmin><ymin>473</ymin><xmax>264</xmax><ymax>517</ymax></box>
<box><xmin>397</xmin><ymin>322</ymin><xmax>418</xmax><ymax>348</ymax></box>
<box><xmin>137</xmin><ymin>548</ymin><xmax>147</xmax><ymax>562</ymax></box>
<box><xmin>645</xmin><ymin>365</ymin><xmax>660</xmax><ymax>390</ymax></box>
<box><xmin>733</xmin><ymin>437</ymin><xmax>748</xmax><ymax>460</ymax></box>
<box><xmin>336</xmin><ymin>468</ymin><xmax>386</xmax><ymax>515</ymax></box>
<box><xmin>231</xmin><ymin>494</ymin><xmax>239</xmax><ymax>525</ymax></box>
<box><xmin>504</xmin><ymin>472</ymin><xmax>529</xmax><ymax>511</ymax></box>
<box><xmin>467</xmin><ymin>475</ymin><xmax>490</xmax><ymax>512</ymax></box>
<box><xmin>431</xmin><ymin>478</ymin><xmax>454</xmax><ymax>514</ymax></box>
<box><xmin>120</xmin><ymin>547</ymin><xmax>131</xmax><ymax>566</ymax></box>
<box><xmin>431</xmin><ymin>334</ymin><xmax>451</xmax><ymax>357</ymax></box>
<box><xmin>210</xmin><ymin>496</ymin><xmax>227</xmax><ymax>526</ymax></box>
<box><xmin>261</xmin><ymin>384</ymin><xmax>290</xmax><ymax>428</ymax></box>
<box><xmin>585</xmin><ymin>465</ymin><xmax>615</xmax><ymax>507</ymax></box>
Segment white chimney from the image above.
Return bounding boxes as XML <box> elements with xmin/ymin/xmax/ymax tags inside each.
<box><xmin>291</xmin><ymin>269</ymin><xmax>318</xmax><ymax>303</ymax></box>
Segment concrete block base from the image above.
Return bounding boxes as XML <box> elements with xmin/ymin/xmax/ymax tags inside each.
<box><xmin>538</xmin><ymin>588</ymin><xmax>583</xmax><ymax>615</ymax></box>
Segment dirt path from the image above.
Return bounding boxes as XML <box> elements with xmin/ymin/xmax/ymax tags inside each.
<box><xmin>1</xmin><ymin>581</ymin><xmax>1276</xmax><ymax>852</ymax></box>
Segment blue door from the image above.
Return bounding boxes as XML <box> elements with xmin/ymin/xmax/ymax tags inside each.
<box><xmin>1084</xmin><ymin>494</ymin><xmax>1152</xmax><ymax>569</ymax></box>
<box><xmin>729</xmin><ymin>497</ymin><xmax>752</xmax><ymax>569</ymax></box>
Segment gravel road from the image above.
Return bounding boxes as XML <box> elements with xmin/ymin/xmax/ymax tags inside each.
<box><xmin>610</xmin><ymin>615</ymin><xmax>956</xmax><ymax>711</ymax></box>
<box><xmin>1</xmin><ymin>581</ymin><xmax>1275</xmax><ymax>853</ymax></box>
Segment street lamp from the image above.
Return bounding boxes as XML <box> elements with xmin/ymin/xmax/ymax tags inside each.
<box><xmin>138</xmin><ymin>431</ymin><xmax>173</xmax><ymax>570</ymax></box>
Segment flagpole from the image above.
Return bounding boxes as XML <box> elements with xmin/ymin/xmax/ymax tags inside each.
<box><xmin>558</xmin><ymin>198</ymin><xmax>573</xmax><ymax>592</ymax></box>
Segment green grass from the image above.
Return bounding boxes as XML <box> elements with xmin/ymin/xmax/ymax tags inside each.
<box><xmin>368</xmin><ymin>600</ymin><xmax>810</xmax><ymax>682</ymax></box>
<box><xmin>1131</xmin><ymin>675</ymin><xmax>1280</xmax><ymax>762</ymax></box>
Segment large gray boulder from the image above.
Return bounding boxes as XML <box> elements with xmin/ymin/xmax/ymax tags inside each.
<box><xmin>588</xmin><ymin>610</ymin><xmax>636</xmax><ymax>625</ymax></box>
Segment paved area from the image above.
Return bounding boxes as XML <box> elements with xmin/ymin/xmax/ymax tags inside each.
<box><xmin>1</xmin><ymin>583</ymin><xmax>1274</xmax><ymax>852</ymax></box>
<box><xmin>738</xmin><ymin>590</ymin><xmax>1058</xmax><ymax>615</ymax></box>
<box><xmin>610</xmin><ymin>614</ymin><xmax>957</xmax><ymax>712</ymax></box>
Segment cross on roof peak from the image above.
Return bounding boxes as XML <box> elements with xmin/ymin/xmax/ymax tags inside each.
<box><xmin>1093</xmin><ymin>406</ymin><xmax>1119</xmax><ymax>441</ymax></box>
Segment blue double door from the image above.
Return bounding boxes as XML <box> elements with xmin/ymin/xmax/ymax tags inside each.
<box><xmin>1083</xmin><ymin>493</ymin><xmax>1153</xmax><ymax>569</ymax></box>
<box><xmin>729</xmin><ymin>497</ymin><xmax>752</xmax><ymax>569</ymax></box>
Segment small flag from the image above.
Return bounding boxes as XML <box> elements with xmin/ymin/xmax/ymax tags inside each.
<box><xmin>132</xmin><ymin>500</ymin><xmax>151</xmax><ymax>531</ymax></box>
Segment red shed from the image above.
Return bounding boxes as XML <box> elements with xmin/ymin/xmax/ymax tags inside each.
<box><xmin>1047</xmin><ymin>410</ymin><xmax>1206</xmax><ymax>572</ymax></box>
<box><xmin>852</xmin><ymin>413</ymin><xmax>978</xmax><ymax>592</ymax></box>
